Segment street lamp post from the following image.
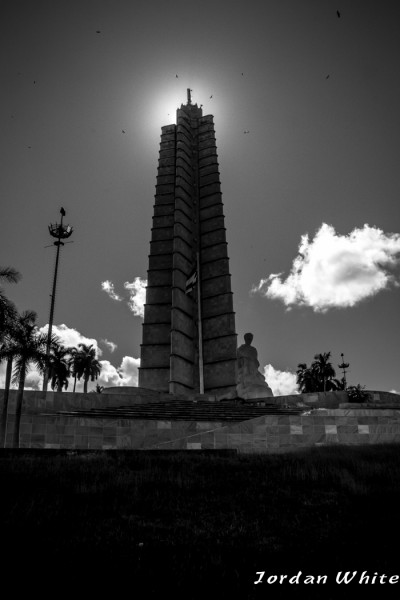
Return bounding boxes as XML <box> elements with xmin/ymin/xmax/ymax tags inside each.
<box><xmin>338</xmin><ymin>353</ymin><xmax>350</xmax><ymax>390</ymax></box>
<box><xmin>42</xmin><ymin>208</ymin><xmax>73</xmax><ymax>392</ymax></box>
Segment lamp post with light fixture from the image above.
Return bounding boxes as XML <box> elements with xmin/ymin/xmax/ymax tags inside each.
<box><xmin>42</xmin><ymin>208</ymin><xmax>73</xmax><ymax>391</ymax></box>
<box><xmin>338</xmin><ymin>353</ymin><xmax>350</xmax><ymax>390</ymax></box>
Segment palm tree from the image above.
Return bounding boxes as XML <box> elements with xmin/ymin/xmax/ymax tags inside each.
<box><xmin>1</xmin><ymin>311</ymin><xmax>55</xmax><ymax>447</ymax></box>
<box><xmin>311</xmin><ymin>352</ymin><xmax>336</xmax><ymax>392</ymax></box>
<box><xmin>90</xmin><ymin>384</ymin><xmax>104</xmax><ymax>394</ymax></box>
<box><xmin>296</xmin><ymin>363</ymin><xmax>319</xmax><ymax>393</ymax></box>
<box><xmin>0</xmin><ymin>267</ymin><xmax>21</xmax><ymax>447</ymax></box>
<box><xmin>68</xmin><ymin>346</ymin><xmax>80</xmax><ymax>392</ymax></box>
<box><xmin>0</xmin><ymin>331</ymin><xmax>18</xmax><ymax>447</ymax></box>
<box><xmin>0</xmin><ymin>267</ymin><xmax>21</xmax><ymax>334</ymax></box>
<box><xmin>296</xmin><ymin>353</ymin><xmax>341</xmax><ymax>393</ymax></box>
<box><xmin>72</xmin><ymin>343</ymin><xmax>102</xmax><ymax>393</ymax></box>
<box><xmin>48</xmin><ymin>344</ymin><xmax>72</xmax><ymax>392</ymax></box>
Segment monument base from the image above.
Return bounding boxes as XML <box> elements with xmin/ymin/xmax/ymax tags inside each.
<box><xmin>102</xmin><ymin>386</ymin><xmax>160</xmax><ymax>396</ymax></box>
<box><xmin>236</xmin><ymin>383</ymin><xmax>274</xmax><ymax>401</ymax></box>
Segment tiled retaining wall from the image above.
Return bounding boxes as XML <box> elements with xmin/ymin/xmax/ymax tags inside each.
<box><xmin>5</xmin><ymin>408</ymin><xmax>400</xmax><ymax>453</ymax></box>
<box><xmin>12</xmin><ymin>415</ymin><xmax>226</xmax><ymax>450</ymax></box>
<box><xmin>152</xmin><ymin>408</ymin><xmax>400</xmax><ymax>453</ymax></box>
<box><xmin>2</xmin><ymin>389</ymin><xmax>400</xmax><ymax>452</ymax></box>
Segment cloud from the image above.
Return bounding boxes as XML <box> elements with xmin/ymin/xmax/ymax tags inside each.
<box><xmin>101</xmin><ymin>277</ymin><xmax>147</xmax><ymax>318</ymax></box>
<box><xmin>38</xmin><ymin>324</ymin><xmax>102</xmax><ymax>356</ymax></box>
<box><xmin>101</xmin><ymin>280</ymin><xmax>122</xmax><ymax>301</ymax></box>
<box><xmin>124</xmin><ymin>278</ymin><xmax>147</xmax><ymax>318</ymax></box>
<box><xmin>0</xmin><ymin>361</ymin><xmax>43</xmax><ymax>391</ymax></box>
<box><xmin>97</xmin><ymin>356</ymin><xmax>140</xmax><ymax>388</ymax></box>
<box><xmin>263</xmin><ymin>364</ymin><xmax>299</xmax><ymax>396</ymax></box>
<box><xmin>0</xmin><ymin>324</ymin><xmax>139</xmax><ymax>393</ymax></box>
<box><xmin>252</xmin><ymin>223</ymin><xmax>400</xmax><ymax>312</ymax></box>
<box><xmin>0</xmin><ymin>324</ymin><xmax>102</xmax><ymax>390</ymax></box>
<box><xmin>100</xmin><ymin>338</ymin><xmax>118</xmax><ymax>353</ymax></box>
<box><xmin>24</xmin><ymin>369</ymin><xmax>43</xmax><ymax>391</ymax></box>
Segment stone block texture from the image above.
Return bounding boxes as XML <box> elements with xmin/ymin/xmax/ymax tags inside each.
<box><xmin>139</xmin><ymin>96</ymin><xmax>237</xmax><ymax>395</ymax></box>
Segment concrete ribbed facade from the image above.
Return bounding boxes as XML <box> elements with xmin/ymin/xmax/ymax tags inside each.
<box><xmin>139</xmin><ymin>94</ymin><xmax>237</xmax><ymax>395</ymax></box>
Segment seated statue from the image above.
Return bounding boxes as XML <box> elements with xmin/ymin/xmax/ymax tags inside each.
<box><xmin>236</xmin><ymin>333</ymin><xmax>273</xmax><ymax>400</ymax></box>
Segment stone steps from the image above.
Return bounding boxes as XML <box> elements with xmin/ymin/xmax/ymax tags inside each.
<box><xmin>47</xmin><ymin>400</ymin><xmax>304</xmax><ymax>422</ymax></box>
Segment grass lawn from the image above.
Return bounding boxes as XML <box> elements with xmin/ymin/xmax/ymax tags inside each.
<box><xmin>1</xmin><ymin>445</ymin><xmax>399</xmax><ymax>599</ymax></box>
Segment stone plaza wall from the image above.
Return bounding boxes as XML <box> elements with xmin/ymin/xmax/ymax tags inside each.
<box><xmin>0</xmin><ymin>388</ymin><xmax>400</xmax><ymax>453</ymax></box>
<box><xmin>6</xmin><ymin>407</ymin><xmax>400</xmax><ymax>452</ymax></box>
<box><xmin>2</xmin><ymin>389</ymin><xmax>400</xmax><ymax>452</ymax></box>
<box><xmin>151</xmin><ymin>408</ymin><xmax>400</xmax><ymax>453</ymax></box>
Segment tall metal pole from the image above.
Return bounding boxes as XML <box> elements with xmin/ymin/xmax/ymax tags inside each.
<box><xmin>338</xmin><ymin>353</ymin><xmax>350</xmax><ymax>390</ymax></box>
<box><xmin>42</xmin><ymin>208</ymin><xmax>73</xmax><ymax>391</ymax></box>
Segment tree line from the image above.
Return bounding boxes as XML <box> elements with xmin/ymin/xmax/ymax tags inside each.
<box><xmin>0</xmin><ymin>266</ymin><xmax>102</xmax><ymax>447</ymax></box>
<box><xmin>296</xmin><ymin>351</ymin><xmax>368</xmax><ymax>401</ymax></box>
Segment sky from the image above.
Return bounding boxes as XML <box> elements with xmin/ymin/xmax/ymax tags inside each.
<box><xmin>1</xmin><ymin>0</ymin><xmax>400</xmax><ymax>394</ymax></box>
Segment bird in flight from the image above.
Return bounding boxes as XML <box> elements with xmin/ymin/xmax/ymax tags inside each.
<box><xmin>122</xmin><ymin>130</ymin><xmax>126</xmax><ymax>134</ymax></box>
<box><xmin>96</xmin><ymin>30</ymin><xmax>101</xmax><ymax>33</ymax></box>
<box><xmin>326</xmin><ymin>74</ymin><xmax>330</xmax><ymax>79</ymax></box>
<box><xmin>241</xmin><ymin>72</ymin><xmax>244</xmax><ymax>76</ymax></box>
<box><xmin>336</xmin><ymin>10</ymin><xmax>341</xmax><ymax>18</ymax></box>
<box><xmin>244</xmin><ymin>130</ymin><xmax>250</xmax><ymax>134</ymax></box>
<box><xmin>176</xmin><ymin>74</ymin><xmax>178</xmax><ymax>78</ymax></box>
<box><xmin>209</xmin><ymin>95</ymin><xmax>213</xmax><ymax>99</ymax></box>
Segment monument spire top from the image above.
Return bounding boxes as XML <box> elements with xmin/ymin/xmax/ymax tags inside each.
<box><xmin>187</xmin><ymin>88</ymin><xmax>192</xmax><ymax>104</ymax></box>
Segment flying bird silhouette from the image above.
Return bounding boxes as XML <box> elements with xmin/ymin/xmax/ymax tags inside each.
<box><xmin>175</xmin><ymin>74</ymin><xmax>178</xmax><ymax>78</ymax></box>
<box><xmin>96</xmin><ymin>30</ymin><xmax>101</xmax><ymax>33</ymax></box>
<box><xmin>326</xmin><ymin>74</ymin><xmax>330</xmax><ymax>79</ymax></box>
<box><xmin>209</xmin><ymin>95</ymin><xmax>213</xmax><ymax>98</ymax></box>
<box><xmin>336</xmin><ymin>10</ymin><xmax>341</xmax><ymax>18</ymax></box>
<box><xmin>122</xmin><ymin>130</ymin><xmax>126</xmax><ymax>133</ymax></box>
<box><xmin>244</xmin><ymin>130</ymin><xmax>250</xmax><ymax>134</ymax></box>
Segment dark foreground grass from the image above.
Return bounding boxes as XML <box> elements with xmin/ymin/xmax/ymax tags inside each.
<box><xmin>1</xmin><ymin>445</ymin><xmax>400</xmax><ymax>599</ymax></box>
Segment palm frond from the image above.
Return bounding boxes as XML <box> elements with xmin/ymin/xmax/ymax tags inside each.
<box><xmin>0</xmin><ymin>267</ymin><xmax>22</xmax><ymax>284</ymax></box>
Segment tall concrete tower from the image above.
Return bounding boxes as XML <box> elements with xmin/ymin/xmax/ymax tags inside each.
<box><xmin>139</xmin><ymin>90</ymin><xmax>237</xmax><ymax>396</ymax></box>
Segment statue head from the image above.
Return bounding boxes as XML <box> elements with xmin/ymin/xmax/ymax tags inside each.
<box><xmin>244</xmin><ymin>332</ymin><xmax>253</xmax><ymax>345</ymax></box>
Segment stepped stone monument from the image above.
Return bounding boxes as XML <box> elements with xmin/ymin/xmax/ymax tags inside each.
<box><xmin>139</xmin><ymin>90</ymin><xmax>237</xmax><ymax>396</ymax></box>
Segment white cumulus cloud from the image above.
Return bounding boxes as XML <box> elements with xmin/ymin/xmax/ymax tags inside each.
<box><xmin>38</xmin><ymin>324</ymin><xmax>101</xmax><ymax>356</ymax></box>
<box><xmin>100</xmin><ymin>338</ymin><xmax>118</xmax><ymax>353</ymax></box>
<box><xmin>101</xmin><ymin>280</ymin><xmax>122</xmax><ymax>301</ymax></box>
<box><xmin>101</xmin><ymin>277</ymin><xmax>147</xmax><ymax>318</ymax></box>
<box><xmin>124</xmin><ymin>278</ymin><xmax>147</xmax><ymax>318</ymax></box>
<box><xmin>0</xmin><ymin>324</ymin><xmax>103</xmax><ymax>390</ymax></box>
<box><xmin>0</xmin><ymin>324</ymin><xmax>139</xmax><ymax>393</ymax></box>
<box><xmin>98</xmin><ymin>356</ymin><xmax>140</xmax><ymax>388</ymax></box>
<box><xmin>263</xmin><ymin>364</ymin><xmax>299</xmax><ymax>396</ymax></box>
<box><xmin>252</xmin><ymin>223</ymin><xmax>400</xmax><ymax>312</ymax></box>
